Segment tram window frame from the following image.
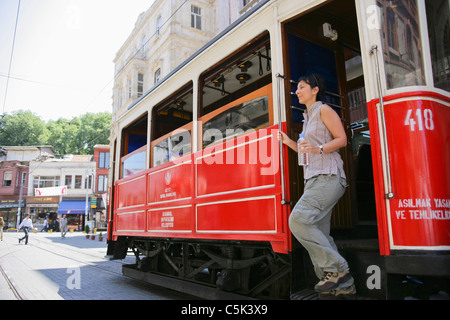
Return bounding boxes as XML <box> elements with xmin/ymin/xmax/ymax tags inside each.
<box><xmin>199</xmin><ymin>84</ymin><xmax>273</xmax><ymax>149</ymax></box>
<box><xmin>151</xmin><ymin>123</ymin><xmax>193</xmax><ymax>167</ymax></box>
<box><xmin>120</xmin><ymin>113</ymin><xmax>148</xmax><ymax>179</ymax></box>
<box><xmin>198</xmin><ymin>32</ymin><xmax>273</xmax><ymax>149</ymax></box>
<box><xmin>150</xmin><ymin>82</ymin><xmax>194</xmax><ymax>168</ymax></box>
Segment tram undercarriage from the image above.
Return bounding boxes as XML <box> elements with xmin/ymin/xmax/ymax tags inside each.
<box><xmin>114</xmin><ymin>237</ymin><xmax>291</xmax><ymax>299</ymax></box>
<box><xmin>115</xmin><ymin>237</ymin><xmax>292</xmax><ymax>299</ymax></box>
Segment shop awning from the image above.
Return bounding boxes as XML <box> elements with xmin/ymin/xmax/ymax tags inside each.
<box><xmin>57</xmin><ymin>201</ymin><xmax>90</xmax><ymax>214</ymax></box>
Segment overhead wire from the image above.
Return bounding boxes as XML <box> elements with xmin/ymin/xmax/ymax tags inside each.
<box><xmin>2</xmin><ymin>0</ymin><xmax>21</xmax><ymax>115</ymax></box>
<box><xmin>79</xmin><ymin>0</ymin><xmax>189</xmax><ymax>115</ymax></box>
<box><xmin>1</xmin><ymin>0</ymin><xmax>189</xmax><ymax>154</ymax></box>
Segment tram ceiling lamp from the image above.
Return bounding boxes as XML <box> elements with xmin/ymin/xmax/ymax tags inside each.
<box><xmin>238</xmin><ymin>61</ymin><xmax>252</xmax><ymax>73</ymax></box>
<box><xmin>322</xmin><ymin>22</ymin><xmax>338</xmax><ymax>41</ymax></box>
<box><xmin>212</xmin><ymin>75</ymin><xmax>225</xmax><ymax>87</ymax></box>
<box><xmin>236</xmin><ymin>73</ymin><xmax>251</xmax><ymax>85</ymax></box>
<box><xmin>175</xmin><ymin>100</ymin><xmax>186</xmax><ymax>109</ymax></box>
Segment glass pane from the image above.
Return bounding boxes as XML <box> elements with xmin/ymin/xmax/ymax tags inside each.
<box><xmin>203</xmin><ymin>96</ymin><xmax>269</xmax><ymax>148</ymax></box>
<box><xmin>153</xmin><ymin>130</ymin><xmax>191</xmax><ymax>167</ymax></box>
<box><xmin>426</xmin><ymin>0</ymin><xmax>450</xmax><ymax>92</ymax></box>
<box><xmin>378</xmin><ymin>0</ymin><xmax>425</xmax><ymax>89</ymax></box>
<box><xmin>122</xmin><ymin>149</ymin><xmax>146</xmax><ymax>178</ymax></box>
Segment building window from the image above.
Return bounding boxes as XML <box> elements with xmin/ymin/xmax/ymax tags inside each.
<box><xmin>98</xmin><ymin>175</ymin><xmax>108</xmax><ymax>192</ymax></box>
<box><xmin>99</xmin><ymin>152</ymin><xmax>110</xmax><ymax>169</ymax></box>
<box><xmin>141</xmin><ymin>35</ymin><xmax>146</xmax><ymax>58</ymax></box>
<box><xmin>65</xmin><ymin>175</ymin><xmax>72</xmax><ymax>189</ymax></box>
<box><xmin>117</xmin><ymin>86</ymin><xmax>122</xmax><ymax>108</ymax></box>
<box><xmin>21</xmin><ymin>172</ymin><xmax>26</xmax><ymax>186</ymax></box>
<box><xmin>137</xmin><ymin>73</ymin><xmax>144</xmax><ymax>98</ymax></box>
<box><xmin>2</xmin><ymin>171</ymin><xmax>12</xmax><ymax>187</ymax></box>
<box><xmin>156</xmin><ymin>15</ymin><xmax>162</xmax><ymax>36</ymax></box>
<box><xmin>154</xmin><ymin>68</ymin><xmax>161</xmax><ymax>84</ymax></box>
<box><xmin>191</xmin><ymin>5</ymin><xmax>202</xmax><ymax>30</ymax></box>
<box><xmin>33</xmin><ymin>176</ymin><xmax>60</xmax><ymax>188</ymax></box>
<box><xmin>75</xmin><ymin>175</ymin><xmax>82</xmax><ymax>189</ymax></box>
<box><xmin>128</xmin><ymin>79</ymin><xmax>132</xmax><ymax>99</ymax></box>
<box><xmin>85</xmin><ymin>176</ymin><xmax>92</xmax><ymax>190</ymax></box>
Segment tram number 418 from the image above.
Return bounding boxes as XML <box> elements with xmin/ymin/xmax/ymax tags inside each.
<box><xmin>404</xmin><ymin>109</ymin><xmax>435</xmax><ymax>131</ymax></box>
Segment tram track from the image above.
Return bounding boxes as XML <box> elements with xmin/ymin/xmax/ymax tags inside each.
<box><xmin>0</xmin><ymin>264</ymin><xmax>24</xmax><ymax>300</ymax></box>
<box><xmin>0</xmin><ymin>233</ymin><xmax>195</xmax><ymax>300</ymax></box>
<box><xmin>27</xmin><ymin>235</ymin><xmax>130</xmax><ymax>277</ymax></box>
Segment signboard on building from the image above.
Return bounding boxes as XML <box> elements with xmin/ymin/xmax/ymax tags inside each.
<box><xmin>35</xmin><ymin>186</ymin><xmax>67</xmax><ymax>196</ymax></box>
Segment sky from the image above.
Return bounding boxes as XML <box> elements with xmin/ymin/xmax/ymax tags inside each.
<box><xmin>0</xmin><ymin>0</ymin><xmax>155</xmax><ymax>122</ymax></box>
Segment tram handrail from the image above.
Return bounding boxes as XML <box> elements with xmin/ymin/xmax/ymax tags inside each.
<box><xmin>276</xmin><ymin>73</ymin><xmax>290</xmax><ymax>206</ymax></box>
<box><xmin>370</xmin><ymin>45</ymin><xmax>394</xmax><ymax>200</ymax></box>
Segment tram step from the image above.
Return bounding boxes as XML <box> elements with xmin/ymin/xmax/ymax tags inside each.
<box><xmin>290</xmin><ymin>289</ymin><xmax>319</xmax><ymax>300</ymax></box>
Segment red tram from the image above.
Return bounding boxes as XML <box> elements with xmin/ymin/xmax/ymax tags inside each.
<box><xmin>107</xmin><ymin>0</ymin><xmax>450</xmax><ymax>299</ymax></box>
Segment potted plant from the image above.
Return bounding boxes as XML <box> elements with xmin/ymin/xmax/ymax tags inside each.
<box><xmin>98</xmin><ymin>232</ymin><xmax>103</xmax><ymax>241</ymax></box>
<box><xmin>85</xmin><ymin>225</ymin><xmax>90</xmax><ymax>239</ymax></box>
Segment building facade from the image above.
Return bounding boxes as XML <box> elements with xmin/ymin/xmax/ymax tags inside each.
<box><xmin>112</xmin><ymin>0</ymin><xmax>261</xmax><ymax>119</ymax></box>
<box><xmin>0</xmin><ymin>146</ymin><xmax>55</xmax><ymax>229</ymax></box>
<box><xmin>93</xmin><ymin>145</ymin><xmax>110</xmax><ymax>230</ymax></box>
<box><xmin>27</xmin><ymin>154</ymin><xmax>95</xmax><ymax>231</ymax></box>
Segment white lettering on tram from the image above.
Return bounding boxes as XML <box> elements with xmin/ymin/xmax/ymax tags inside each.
<box><xmin>395</xmin><ymin>198</ymin><xmax>450</xmax><ymax>221</ymax></box>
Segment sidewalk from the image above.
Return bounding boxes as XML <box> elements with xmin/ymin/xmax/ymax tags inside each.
<box><xmin>0</xmin><ymin>230</ymin><xmax>149</xmax><ymax>300</ymax></box>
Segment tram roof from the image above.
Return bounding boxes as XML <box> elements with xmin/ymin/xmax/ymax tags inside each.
<box><xmin>126</xmin><ymin>0</ymin><xmax>272</xmax><ymax>112</ymax></box>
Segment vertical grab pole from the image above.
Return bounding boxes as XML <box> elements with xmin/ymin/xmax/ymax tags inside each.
<box><xmin>276</xmin><ymin>73</ymin><xmax>290</xmax><ymax>205</ymax></box>
<box><xmin>370</xmin><ymin>45</ymin><xmax>394</xmax><ymax>199</ymax></box>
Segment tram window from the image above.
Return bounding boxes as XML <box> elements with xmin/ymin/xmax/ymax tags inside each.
<box><xmin>150</xmin><ymin>83</ymin><xmax>193</xmax><ymax>168</ymax></box>
<box><xmin>201</xmin><ymin>33</ymin><xmax>271</xmax><ymax>117</ymax></box>
<box><xmin>120</xmin><ymin>114</ymin><xmax>148</xmax><ymax>178</ymax></box>
<box><xmin>121</xmin><ymin>145</ymin><xmax>147</xmax><ymax>178</ymax></box>
<box><xmin>202</xmin><ymin>95</ymin><xmax>269</xmax><ymax>148</ymax></box>
<box><xmin>152</xmin><ymin>128</ymin><xmax>191</xmax><ymax>167</ymax></box>
<box><xmin>378</xmin><ymin>0</ymin><xmax>425</xmax><ymax>89</ymax></box>
<box><xmin>425</xmin><ymin>0</ymin><xmax>450</xmax><ymax>92</ymax></box>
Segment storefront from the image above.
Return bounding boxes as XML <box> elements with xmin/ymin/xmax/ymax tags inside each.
<box><xmin>57</xmin><ymin>199</ymin><xmax>90</xmax><ymax>231</ymax></box>
<box><xmin>26</xmin><ymin>196</ymin><xmax>59</xmax><ymax>231</ymax></box>
<box><xmin>0</xmin><ymin>199</ymin><xmax>25</xmax><ymax>229</ymax></box>
<box><xmin>92</xmin><ymin>196</ymin><xmax>108</xmax><ymax>230</ymax></box>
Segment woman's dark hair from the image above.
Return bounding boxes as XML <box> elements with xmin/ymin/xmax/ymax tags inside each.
<box><xmin>298</xmin><ymin>73</ymin><xmax>326</xmax><ymax>100</ymax></box>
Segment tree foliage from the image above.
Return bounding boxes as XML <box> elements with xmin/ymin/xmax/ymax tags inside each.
<box><xmin>0</xmin><ymin>110</ymin><xmax>47</xmax><ymax>146</ymax></box>
<box><xmin>0</xmin><ymin>110</ymin><xmax>111</xmax><ymax>156</ymax></box>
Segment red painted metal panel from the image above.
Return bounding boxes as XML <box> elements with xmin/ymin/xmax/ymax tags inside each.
<box><xmin>148</xmin><ymin>206</ymin><xmax>192</xmax><ymax>232</ymax></box>
<box><xmin>116</xmin><ymin>175</ymin><xmax>146</xmax><ymax>209</ymax></box>
<box><xmin>196</xmin><ymin>129</ymin><xmax>279</xmax><ymax>197</ymax></box>
<box><xmin>147</xmin><ymin>159</ymin><xmax>193</xmax><ymax>203</ymax></box>
<box><xmin>384</xmin><ymin>95</ymin><xmax>450</xmax><ymax>248</ymax></box>
<box><xmin>368</xmin><ymin>92</ymin><xmax>450</xmax><ymax>252</ymax></box>
<box><xmin>196</xmin><ymin>197</ymin><xmax>277</xmax><ymax>232</ymax></box>
<box><xmin>112</xmin><ymin>125</ymin><xmax>291</xmax><ymax>253</ymax></box>
<box><xmin>116</xmin><ymin>211</ymin><xmax>146</xmax><ymax>232</ymax></box>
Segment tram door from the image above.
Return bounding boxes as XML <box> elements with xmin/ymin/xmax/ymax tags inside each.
<box><xmin>283</xmin><ymin>0</ymin><xmax>376</xmax><ymax>231</ymax></box>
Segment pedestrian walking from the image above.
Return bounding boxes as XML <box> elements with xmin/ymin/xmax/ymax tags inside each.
<box><xmin>41</xmin><ymin>217</ymin><xmax>49</xmax><ymax>232</ymax></box>
<box><xmin>0</xmin><ymin>217</ymin><xmax>4</xmax><ymax>241</ymax></box>
<box><xmin>18</xmin><ymin>214</ymin><xmax>34</xmax><ymax>245</ymax></box>
<box><xmin>60</xmin><ymin>215</ymin><xmax>68</xmax><ymax>238</ymax></box>
<box><xmin>278</xmin><ymin>73</ymin><xmax>355</xmax><ymax>298</ymax></box>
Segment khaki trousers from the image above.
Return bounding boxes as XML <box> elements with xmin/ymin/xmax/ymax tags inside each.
<box><xmin>289</xmin><ymin>172</ymin><xmax>349</xmax><ymax>279</ymax></box>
